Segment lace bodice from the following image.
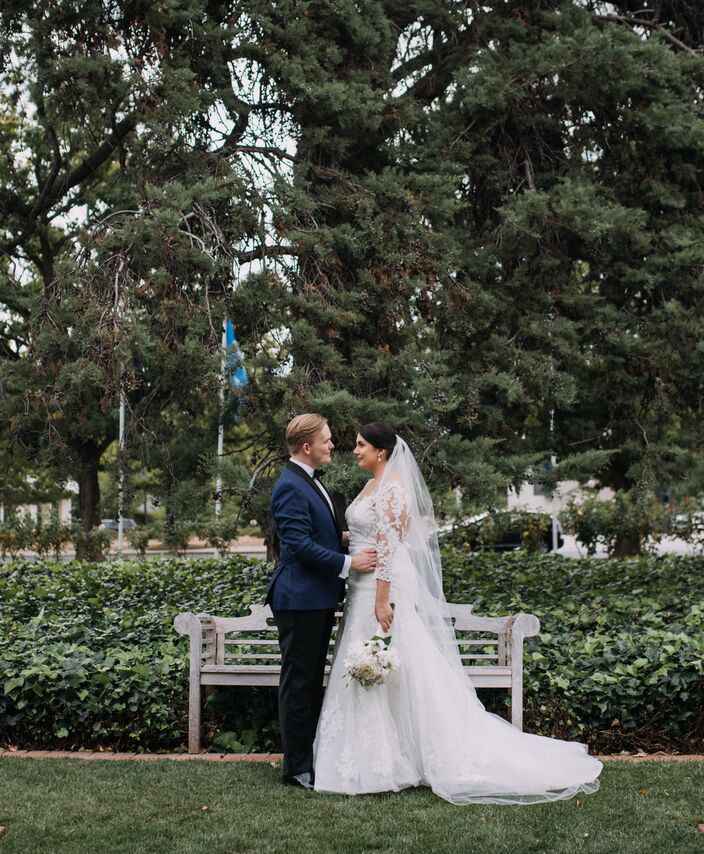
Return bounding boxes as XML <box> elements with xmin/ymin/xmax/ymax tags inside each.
<box><xmin>346</xmin><ymin>480</ymin><xmax>410</xmax><ymax>582</ymax></box>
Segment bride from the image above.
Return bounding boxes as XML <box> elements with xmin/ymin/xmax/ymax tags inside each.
<box><xmin>313</xmin><ymin>423</ymin><xmax>602</xmax><ymax>805</ymax></box>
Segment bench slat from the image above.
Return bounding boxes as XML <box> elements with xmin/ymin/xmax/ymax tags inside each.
<box><xmin>223</xmin><ymin>638</ymin><xmax>279</xmax><ymax>646</ymax></box>
<box><xmin>220</xmin><ymin>653</ymin><xmax>498</xmax><ymax>662</ymax></box>
<box><xmin>221</xmin><ymin>640</ymin><xmax>497</xmax><ymax>649</ymax></box>
<box><xmin>200</xmin><ymin>668</ymin><xmax>512</xmax><ymax>697</ymax></box>
<box><xmin>455</xmin><ymin>639</ymin><xmax>499</xmax><ymax>646</ymax></box>
<box><xmin>203</xmin><ymin>664</ymin><xmax>289</xmax><ymax>674</ymax></box>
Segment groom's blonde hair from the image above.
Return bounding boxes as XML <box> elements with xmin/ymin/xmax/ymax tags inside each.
<box><xmin>286</xmin><ymin>413</ymin><xmax>328</xmax><ymax>453</ymax></box>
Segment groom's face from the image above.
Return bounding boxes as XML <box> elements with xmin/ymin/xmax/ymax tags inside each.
<box><xmin>304</xmin><ymin>423</ymin><xmax>334</xmax><ymax>467</ymax></box>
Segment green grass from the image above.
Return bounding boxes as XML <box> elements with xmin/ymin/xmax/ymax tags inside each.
<box><xmin>1</xmin><ymin>760</ymin><xmax>703</xmax><ymax>854</ymax></box>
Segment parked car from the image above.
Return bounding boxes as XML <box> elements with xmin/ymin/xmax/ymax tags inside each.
<box><xmin>439</xmin><ymin>511</ymin><xmax>564</xmax><ymax>553</ymax></box>
<box><xmin>100</xmin><ymin>518</ymin><xmax>137</xmax><ymax>531</ymax></box>
<box><xmin>669</xmin><ymin>511</ymin><xmax>704</xmax><ymax>534</ymax></box>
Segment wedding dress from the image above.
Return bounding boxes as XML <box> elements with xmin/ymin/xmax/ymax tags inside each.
<box><xmin>313</xmin><ymin>438</ymin><xmax>602</xmax><ymax>805</ymax></box>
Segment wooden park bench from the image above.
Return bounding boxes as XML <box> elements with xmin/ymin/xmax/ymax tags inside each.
<box><xmin>174</xmin><ymin>603</ymin><xmax>540</xmax><ymax>754</ymax></box>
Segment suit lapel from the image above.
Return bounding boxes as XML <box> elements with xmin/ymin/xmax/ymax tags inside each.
<box><xmin>286</xmin><ymin>461</ymin><xmax>342</xmax><ymax>536</ymax></box>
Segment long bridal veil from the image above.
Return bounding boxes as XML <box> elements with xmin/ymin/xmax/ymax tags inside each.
<box><xmin>369</xmin><ymin>436</ymin><xmax>602</xmax><ymax>805</ymax></box>
<box><xmin>376</xmin><ymin>436</ymin><xmax>470</xmax><ymax>680</ymax></box>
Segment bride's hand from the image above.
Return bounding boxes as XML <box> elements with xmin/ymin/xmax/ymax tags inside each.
<box><xmin>341</xmin><ymin>531</ymin><xmax>350</xmax><ymax>546</ymax></box>
<box><xmin>375</xmin><ymin>601</ymin><xmax>394</xmax><ymax>633</ymax></box>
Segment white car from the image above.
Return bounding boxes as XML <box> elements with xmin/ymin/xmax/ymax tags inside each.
<box><xmin>100</xmin><ymin>518</ymin><xmax>137</xmax><ymax>531</ymax></box>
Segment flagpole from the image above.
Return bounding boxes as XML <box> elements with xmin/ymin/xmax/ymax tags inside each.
<box><xmin>117</xmin><ymin>390</ymin><xmax>126</xmax><ymax>552</ymax></box>
<box><xmin>215</xmin><ymin>320</ymin><xmax>227</xmax><ymax>517</ymax></box>
<box><xmin>115</xmin><ymin>257</ymin><xmax>126</xmax><ymax>555</ymax></box>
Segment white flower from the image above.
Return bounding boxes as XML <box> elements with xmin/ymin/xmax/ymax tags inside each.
<box><xmin>344</xmin><ymin>634</ymin><xmax>399</xmax><ymax>689</ymax></box>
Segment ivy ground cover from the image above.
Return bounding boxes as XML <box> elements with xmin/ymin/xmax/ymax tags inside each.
<box><xmin>0</xmin><ymin>553</ymin><xmax>702</xmax><ymax>753</ymax></box>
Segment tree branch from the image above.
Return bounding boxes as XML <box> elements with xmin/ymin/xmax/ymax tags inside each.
<box><xmin>0</xmin><ymin>112</ymin><xmax>139</xmax><ymax>258</ymax></box>
<box><xmin>388</xmin><ymin>20</ymin><xmax>479</xmax><ymax>121</ymax></box>
<box><xmin>236</xmin><ymin>245</ymin><xmax>297</xmax><ymax>264</ymax></box>
<box><xmin>391</xmin><ymin>48</ymin><xmax>436</xmax><ymax>84</ymax></box>
<box><xmin>30</xmin><ymin>126</ymin><xmax>62</xmax><ymax>219</ymax></box>
<box><xmin>594</xmin><ymin>14</ymin><xmax>700</xmax><ymax>57</ymax></box>
<box><xmin>49</xmin><ymin>112</ymin><xmax>139</xmax><ymax>208</ymax></box>
<box><xmin>224</xmin><ymin>144</ymin><xmax>297</xmax><ymax>163</ymax></box>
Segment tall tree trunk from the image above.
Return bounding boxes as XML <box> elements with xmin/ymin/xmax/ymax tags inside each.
<box><xmin>611</xmin><ymin>533</ymin><xmax>642</xmax><ymax>558</ymax></box>
<box><xmin>74</xmin><ymin>443</ymin><xmax>105</xmax><ymax>560</ymax></box>
<box><xmin>77</xmin><ymin>443</ymin><xmax>102</xmax><ymax>533</ymax></box>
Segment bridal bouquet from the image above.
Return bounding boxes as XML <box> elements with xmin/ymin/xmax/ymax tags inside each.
<box><xmin>344</xmin><ymin>629</ymin><xmax>400</xmax><ymax>689</ymax></box>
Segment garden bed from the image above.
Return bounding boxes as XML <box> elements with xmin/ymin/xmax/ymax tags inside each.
<box><xmin>1</xmin><ymin>553</ymin><xmax>702</xmax><ymax>754</ymax></box>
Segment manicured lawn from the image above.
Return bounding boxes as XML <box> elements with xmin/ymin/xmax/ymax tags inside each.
<box><xmin>0</xmin><ymin>759</ymin><xmax>702</xmax><ymax>854</ymax></box>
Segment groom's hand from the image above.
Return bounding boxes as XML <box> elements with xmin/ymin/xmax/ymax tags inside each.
<box><xmin>350</xmin><ymin>549</ymin><xmax>377</xmax><ymax>573</ymax></box>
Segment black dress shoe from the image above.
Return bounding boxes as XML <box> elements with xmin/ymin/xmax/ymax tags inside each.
<box><xmin>282</xmin><ymin>771</ymin><xmax>314</xmax><ymax>790</ymax></box>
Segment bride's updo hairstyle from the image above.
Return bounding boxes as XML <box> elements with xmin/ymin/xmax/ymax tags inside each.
<box><xmin>359</xmin><ymin>422</ymin><xmax>397</xmax><ymax>461</ymax></box>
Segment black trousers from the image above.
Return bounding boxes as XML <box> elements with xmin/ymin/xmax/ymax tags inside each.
<box><xmin>273</xmin><ymin>608</ymin><xmax>336</xmax><ymax>778</ymax></box>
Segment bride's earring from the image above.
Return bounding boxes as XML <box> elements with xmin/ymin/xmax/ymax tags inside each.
<box><xmin>377</xmin><ymin>453</ymin><xmax>383</xmax><ymax>462</ymax></box>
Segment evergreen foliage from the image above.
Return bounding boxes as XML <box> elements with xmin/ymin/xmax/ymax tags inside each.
<box><xmin>1</xmin><ymin>3</ymin><xmax>703</xmax><ymax>551</ymax></box>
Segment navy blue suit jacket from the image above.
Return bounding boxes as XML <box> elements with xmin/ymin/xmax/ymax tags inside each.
<box><xmin>266</xmin><ymin>462</ymin><xmax>346</xmax><ymax>611</ymax></box>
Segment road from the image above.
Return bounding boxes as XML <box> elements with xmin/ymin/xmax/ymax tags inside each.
<box><xmin>556</xmin><ymin>533</ymin><xmax>702</xmax><ymax>558</ymax></box>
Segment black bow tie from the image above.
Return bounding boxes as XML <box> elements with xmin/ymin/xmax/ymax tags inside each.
<box><xmin>313</xmin><ymin>469</ymin><xmax>325</xmax><ymax>480</ymax></box>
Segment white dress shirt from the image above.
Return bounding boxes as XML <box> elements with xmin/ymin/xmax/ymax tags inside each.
<box><xmin>289</xmin><ymin>458</ymin><xmax>350</xmax><ymax>579</ymax></box>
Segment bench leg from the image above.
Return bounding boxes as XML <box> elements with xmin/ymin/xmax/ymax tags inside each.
<box><xmin>511</xmin><ymin>694</ymin><xmax>523</xmax><ymax>731</ymax></box>
<box><xmin>511</xmin><ymin>672</ymin><xmax>523</xmax><ymax>731</ymax></box>
<box><xmin>188</xmin><ymin>676</ymin><xmax>201</xmax><ymax>753</ymax></box>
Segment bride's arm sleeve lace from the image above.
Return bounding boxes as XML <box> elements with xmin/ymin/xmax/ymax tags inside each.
<box><xmin>374</xmin><ymin>482</ymin><xmax>410</xmax><ymax>582</ymax></box>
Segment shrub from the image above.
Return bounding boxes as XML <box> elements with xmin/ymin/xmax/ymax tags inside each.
<box><xmin>197</xmin><ymin>514</ymin><xmax>240</xmax><ymax>557</ymax></box>
<box><xmin>161</xmin><ymin>519</ymin><xmax>198</xmax><ymax>555</ymax></box>
<box><xmin>668</xmin><ymin>499</ymin><xmax>704</xmax><ymax>552</ymax></box>
<box><xmin>0</xmin><ymin>511</ymin><xmax>73</xmax><ymax>560</ymax></box>
<box><xmin>441</xmin><ymin>549</ymin><xmax>704</xmax><ymax>751</ymax></box>
<box><xmin>0</xmin><ymin>557</ymin><xmax>269</xmax><ymax>751</ymax></box>
<box><xmin>71</xmin><ymin>524</ymin><xmax>113</xmax><ymax>561</ymax></box>
<box><xmin>0</xmin><ymin>514</ymin><xmax>33</xmax><ymax>558</ymax></box>
<box><xmin>126</xmin><ymin>525</ymin><xmax>154</xmax><ymax>558</ymax></box>
<box><xmin>0</xmin><ymin>553</ymin><xmax>701</xmax><ymax>754</ymax></box>
<box><xmin>34</xmin><ymin>510</ymin><xmax>73</xmax><ymax>559</ymax></box>
<box><xmin>442</xmin><ymin>510</ymin><xmax>553</xmax><ymax>553</ymax></box>
<box><xmin>560</xmin><ymin>492</ymin><xmax>669</xmax><ymax>556</ymax></box>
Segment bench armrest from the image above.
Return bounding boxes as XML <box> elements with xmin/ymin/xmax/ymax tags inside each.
<box><xmin>174</xmin><ymin>612</ymin><xmax>217</xmax><ymax>666</ymax></box>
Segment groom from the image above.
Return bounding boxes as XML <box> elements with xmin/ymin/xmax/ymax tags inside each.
<box><xmin>266</xmin><ymin>413</ymin><xmax>376</xmax><ymax>789</ymax></box>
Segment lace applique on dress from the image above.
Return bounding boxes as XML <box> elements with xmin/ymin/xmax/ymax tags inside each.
<box><xmin>374</xmin><ymin>481</ymin><xmax>410</xmax><ymax>582</ymax></box>
<box><xmin>337</xmin><ymin>743</ymin><xmax>357</xmax><ymax>781</ymax></box>
<box><xmin>318</xmin><ymin>693</ymin><xmax>345</xmax><ymax>742</ymax></box>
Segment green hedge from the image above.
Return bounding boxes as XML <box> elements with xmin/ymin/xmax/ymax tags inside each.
<box><xmin>441</xmin><ymin>550</ymin><xmax>704</xmax><ymax>752</ymax></box>
<box><xmin>0</xmin><ymin>557</ymin><xmax>272</xmax><ymax>751</ymax></box>
<box><xmin>1</xmin><ymin>553</ymin><xmax>702</xmax><ymax>753</ymax></box>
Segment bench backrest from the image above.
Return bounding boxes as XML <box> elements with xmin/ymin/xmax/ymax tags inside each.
<box><xmin>175</xmin><ymin>604</ymin><xmax>539</xmax><ymax>672</ymax></box>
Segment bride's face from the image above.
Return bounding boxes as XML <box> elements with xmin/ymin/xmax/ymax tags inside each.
<box><xmin>353</xmin><ymin>434</ymin><xmax>379</xmax><ymax>472</ymax></box>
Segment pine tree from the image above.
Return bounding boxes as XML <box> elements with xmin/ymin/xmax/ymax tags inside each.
<box><xmin>0</xmin><ymin>2</ymin><xmax>262</xmax><ymax>537</ymax></box>
<box><xmin>228</xmin><ymin>1</ymin><xmax>514</xmax><ymax>510</ymax></box>
<box><xmin>2</xmin><ymin>2</ymin><xmax>703</xmax><ymax>554</ymax></box>
<box><xmin>423</xmin><ymin>3</ymin><xmax>704</xmax><ymax>550</ymax></box>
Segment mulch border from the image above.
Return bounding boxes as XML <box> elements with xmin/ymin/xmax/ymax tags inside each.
<box><xmin>2</xmin><ymin>750</ymin><xmax>703</xmax><ymax>764</ymax></box>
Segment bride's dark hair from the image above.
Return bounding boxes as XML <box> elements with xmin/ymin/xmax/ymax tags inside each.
<box><xmin>359</xmin><ymin>422</ymin><xmax>397</xmax><ymax>457</ymax></box>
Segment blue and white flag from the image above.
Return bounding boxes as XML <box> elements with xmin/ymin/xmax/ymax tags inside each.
<box><xmin>225</xmin><ymin>320</ymin><xmax>248</xmax><ymax>390</ymax></box>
